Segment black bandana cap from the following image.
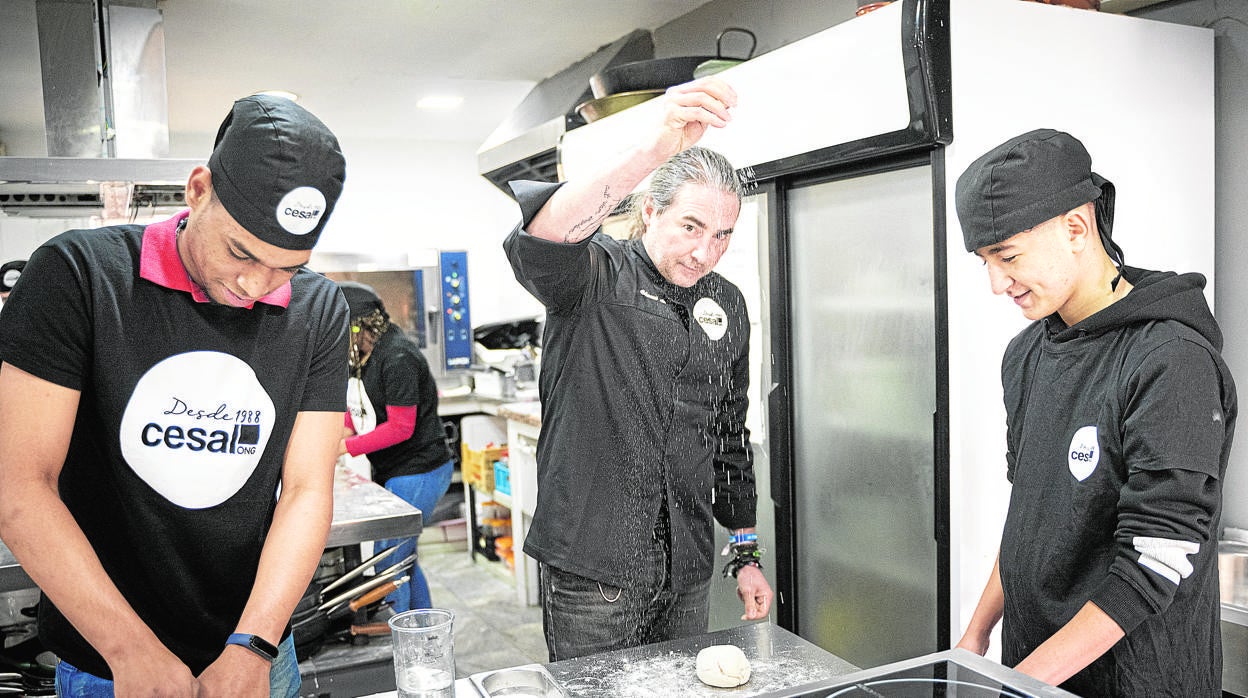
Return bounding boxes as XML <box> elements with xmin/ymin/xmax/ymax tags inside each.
<box><xmin>207</xmin><ymin>94</ymin><xmax>346</xmax><ymax>251</ymax></box>
<box><xmin>955</xmin><ymin>128</ymin><xmax>1122</xmax><ymax>266</ymax></box>
<box><xmin>337</xmin><ymin>281</ymin><xmax>386</xmax><ymax>320</ymax></box>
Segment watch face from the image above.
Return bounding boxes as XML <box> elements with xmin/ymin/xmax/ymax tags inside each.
<box><xmin>229</xmin><ymin>633</ymin><xmax>278</xmax><ymax>660</ymax></box>
<box><xmin>249</xmin><ymin>635</ymin><xmax>278</xmax><ymax>658</ymax></box>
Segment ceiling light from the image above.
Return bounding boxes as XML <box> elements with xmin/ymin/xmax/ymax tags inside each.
<box><xmin>417</xmin><ymin>95</ymin><xmax>464</xmax><ymax>110</ymax></box>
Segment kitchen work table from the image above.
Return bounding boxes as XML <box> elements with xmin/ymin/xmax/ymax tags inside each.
<box><xmin>0</xmin><ymin>463</ymin><xmax>422</xmax><ymax>593</ymax></box>
<box><xmin>397</xmin><ymin>622</ymin><xmax>858</xmax><ymax>698</ymax></box>
<box><xmin>444</xmin><ymin>628</ymin><xmax>1075</xmax><ymax>698</ymax></box>
<box><xmin>540</xmin><ymin>623</ymin><xmax>858</xmax><ymax>697</ymax></box>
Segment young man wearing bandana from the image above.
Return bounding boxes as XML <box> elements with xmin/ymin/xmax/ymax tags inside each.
<box><xmin>954</xmin><ymin>129</ymin><xmax>1236</xmax><ymax>696</ymax></box>
<box><xmin>0</xmin><ymin>95</ymin><xmax>349</xmax><ymax>697</ymax></box>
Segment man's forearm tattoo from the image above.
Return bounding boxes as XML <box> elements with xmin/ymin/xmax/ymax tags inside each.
<box><xmin>565</xmin><ymin>185</ymin><xmax>619</xmax><ymax>242</ymax></box>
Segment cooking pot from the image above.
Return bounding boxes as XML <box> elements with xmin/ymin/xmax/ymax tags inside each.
<box><xmin>576</xmin><ymin>89</ymin><xmax>664</xmax><ymax>123</ymax></box>
<box><xmin>692</xmin><ymin>28</ymin><xmax>757</xmax><ymax>79</ymax></box>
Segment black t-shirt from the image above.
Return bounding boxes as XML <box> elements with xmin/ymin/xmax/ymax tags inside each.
<box><xmin>0</xmin><ymin>218</ymin><xmax>349</xmax><ymax>677</ymax></box>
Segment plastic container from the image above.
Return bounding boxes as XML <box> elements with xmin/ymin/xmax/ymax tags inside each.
<box><xmin>462</xmin><ymin>444</ymin><xmax>507</xmax><ymax>492</ymax></box>
<box><xmin>480</xmin><ymin>500</ymin><xmax>509</xmax><ymax>520</ymax></box>
<box><xmin>460</xmin><ymin>415</ymin><xmax>507</xmax><ymax>493</ymax></box>
<box><xmin>494</xmin><ymin>459</ymin><xmax>511</xmax><ymax>496</ymax></box>
<box><xmin>481</xmin><ymin>517</ymin><xmax>511</xmax><ymax>537</ymax></box>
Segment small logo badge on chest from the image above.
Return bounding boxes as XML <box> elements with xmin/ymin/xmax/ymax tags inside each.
<box><xmin>1067</xmin><ymin>425</ymin><xmax>1100</xmax><ymax>481</ymax></box>
<box><xmin>693</xmin><ymin>297</ymin><xmax>728</xmax><ymax>341</ymax></box>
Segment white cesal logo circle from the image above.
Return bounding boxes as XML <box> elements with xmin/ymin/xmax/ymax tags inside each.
<box><xmin>693</xmin><ymin>297</ymin><xmax>728</xmax><ymax>341</ymax></box>
<box><xmin>119</xmin><ymin>351</ymin><xmax>276</xmax><ymax>509</ymax></box>
<box><xmin>1067</xmin><ymin>425</ymin><xmax>1100</xmax><ymax>481</ymax></box>
<box><xmin>275</xmin><ymin>186</ymin><xmax>326</xmax><ymax>235</ymax></box>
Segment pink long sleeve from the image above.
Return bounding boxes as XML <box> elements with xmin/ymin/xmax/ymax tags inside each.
<box><xmin>345</xmin><ymin>404</ymin><xmax>417</xmax><ymax>456</ymax></box>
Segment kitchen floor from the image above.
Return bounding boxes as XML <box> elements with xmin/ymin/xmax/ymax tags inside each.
<box><xmin>418</xmin><ymin>521</ymin><xmax>548</xmax><ymax>678</ymax></box>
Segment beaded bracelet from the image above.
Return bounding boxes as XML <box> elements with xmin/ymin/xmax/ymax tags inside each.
<box><xmin>720</xmin><ymin>541</ymin><xmax>763</xmax><ymax>579</ymax></box>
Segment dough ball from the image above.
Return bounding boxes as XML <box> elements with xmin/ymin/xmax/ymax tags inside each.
<box><xmin>696</xmin><ymin>644</ymin><xmax>752</xmax><ymax>688</ymax></box>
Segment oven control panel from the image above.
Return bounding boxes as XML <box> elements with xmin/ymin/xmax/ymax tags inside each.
<box><xmin>440</xmin><ymin>250</ymin><xmax>472</xmax><ymax>371</ymax></box>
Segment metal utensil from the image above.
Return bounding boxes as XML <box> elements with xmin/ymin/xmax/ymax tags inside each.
<box><xmin>318</xmin><ymin>553</ymin><xmax>416</xmax><ymax>612</ymax></box>
<box><xmin>319</xmin><ymin>546</ymin><xmax>400</xmax><ymax>598</ymax></box>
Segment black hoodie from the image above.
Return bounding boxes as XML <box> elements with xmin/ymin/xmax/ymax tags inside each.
<box><xmin>998</xmin><ymin>266</ymin><xmax>1237</xmax><ymax>696</ymax></box>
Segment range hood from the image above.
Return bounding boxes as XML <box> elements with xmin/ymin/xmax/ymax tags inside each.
<box><xmin>476</xmin><ymin>29</ymin><xmax>654</xmax><ymax>196</ymax></box>
<box><xmin>0</xmin><ymin>0</ymin><xmax>200</xmax><ymax>218</ymax></box>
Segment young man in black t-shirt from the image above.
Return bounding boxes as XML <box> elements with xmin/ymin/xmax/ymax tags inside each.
<box><xmin>0</xmin><ymin>95</ymin><xmax>349</xmax><ymax>697</ymax></box>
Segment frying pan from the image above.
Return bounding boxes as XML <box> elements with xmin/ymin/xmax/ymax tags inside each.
<box><xmin>590</xmin><ymin>56</ymin><xmax>717</xmax><ymax>99</ymax></box>
<box><xmin>692</xmin><ymin>28</ymin><xmax>757</xmax><ymax>79</ymax></box>
<box><xmin>590</xmin><ymin>27</ymin><xmax>757</xmax><ymax>99</ymax></box>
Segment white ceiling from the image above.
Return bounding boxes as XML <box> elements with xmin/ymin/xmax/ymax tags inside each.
<box><xmin>0</xmin><ymin>0</ymin><xmax>713</xmax><ymax>152</ymax></box>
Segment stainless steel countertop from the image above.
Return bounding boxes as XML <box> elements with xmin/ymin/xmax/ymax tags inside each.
<box><xmin>545</xmin><ymin>623</ymin><xmax>858</xmax><ymax>697</ymax></box>
<box><xmin>452</xmin><ymin>623</ymin><xmax>859</xmax><ymax>698</ymax></box>
<box><xmin>0</xmin><ymin>464</ymin><xmax>422</xmax><ymax>593</ymax></box>
<box><xmin>325</xmin><ymin>465</ymin><xmax>423</xmax><ymax>547</ymax></box>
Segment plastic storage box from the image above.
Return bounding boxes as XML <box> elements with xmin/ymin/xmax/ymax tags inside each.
<box><xmin>462</xmin><ymin>444</ymin><xmax>507</xmax><ymax>493</ymax></box>
<box><xmin>493</xmin><ymin>459</ymin><xmax>511</xmax><ymax>496</ymax></box>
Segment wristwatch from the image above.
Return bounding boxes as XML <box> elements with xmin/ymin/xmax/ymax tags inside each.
<box><xmin>226</xmin><ymin>632</ymin><xmax>278</xmax><ymax>662</ymax></box>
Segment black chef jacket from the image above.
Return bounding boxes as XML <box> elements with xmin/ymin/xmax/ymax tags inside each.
<box><xmin>504</xmin><ymin>180</ymin><xmax>757</xmax><ymax>592</ymax></box>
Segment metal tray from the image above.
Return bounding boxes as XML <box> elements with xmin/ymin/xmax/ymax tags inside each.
<box><xmin>469</xmin><ymin>663</ymin><xmax>567</xmax><ymax>697</ymax></box>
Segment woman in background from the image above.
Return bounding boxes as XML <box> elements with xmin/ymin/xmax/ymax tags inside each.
<box><xmin>337</xmin><ymin>281</ymin><xmax>455</xmax><ymax>611</ymax></box>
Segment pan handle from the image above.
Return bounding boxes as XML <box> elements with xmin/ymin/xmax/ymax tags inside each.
<box><xmin>350</xmin><ymin>622</ymin><xmax>393</xmax><ymax>637</ymax></box>
<box><xmin>716</xmin><ymin>28</ymin><xmax>757</xmax><ymax>60</ymax></box>
<box><xmin>349</xmin><ymin>575</ymin><xmax>410</xmax><ymax>611</ymax></box>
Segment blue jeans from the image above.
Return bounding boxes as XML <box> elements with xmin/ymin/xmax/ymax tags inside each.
<box><xmin>55</xmin><ymin>633</ymin><xmax>300</xmax><ymax>697</ymax></box>
<box><xmin>538</xmin><ymin>530</ymin><xmax>711</xmax><ymax>662</ymax></box>
<box><xmin>376</xmin><ymin>459</ymin><xmax>455</xmax><ymax>612</ymax></box>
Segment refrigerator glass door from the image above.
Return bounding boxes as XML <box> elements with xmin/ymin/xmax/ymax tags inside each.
<box><xmin>788</xmin><ymin>164</ymin><xmax>937</xmax><ymax>667</ymax></box>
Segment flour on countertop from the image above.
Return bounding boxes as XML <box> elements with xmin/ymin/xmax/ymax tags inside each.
<box><xmin>556</xmin><ymin>646</ymin><xmax>838</xmax><ymax>697</ymax></box>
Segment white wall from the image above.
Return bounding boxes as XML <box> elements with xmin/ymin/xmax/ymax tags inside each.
<box><xmin>313</xmin><ymin>136</ymin><xmax>544</xmax><ymax>326</ymax></box>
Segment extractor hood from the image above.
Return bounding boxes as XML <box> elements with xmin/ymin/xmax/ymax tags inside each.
<box><xmin>0</xmin><ymin>0</ymin><xmax>200</xmax><ymax>218</ymax></box>
<box><xmin>476</xmin><ymin>29</ymin><xmax>654</xmax><ymax>197</ymax></box>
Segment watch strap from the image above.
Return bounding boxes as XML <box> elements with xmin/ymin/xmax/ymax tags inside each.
<box><xmin>226</xmin><ymin>632</ymin><xmax>278</xmax><ymax>662</ymax></box>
